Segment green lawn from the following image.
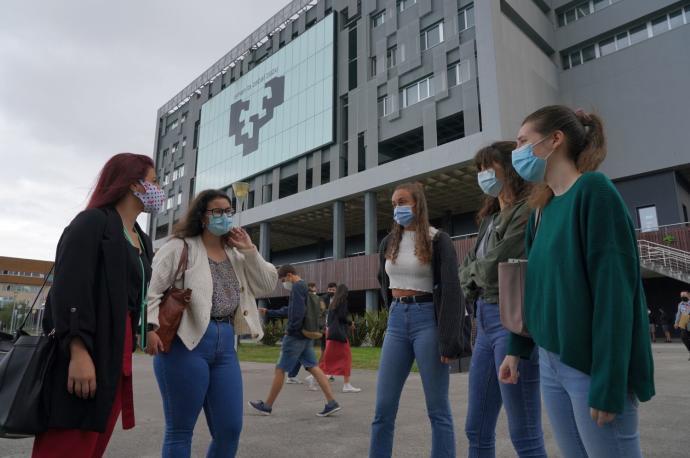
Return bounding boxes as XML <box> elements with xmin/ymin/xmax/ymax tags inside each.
<box><xmin>238</xmin><ymin>343</ymin><xmax>387</xmax><ymax>371</ymax></box>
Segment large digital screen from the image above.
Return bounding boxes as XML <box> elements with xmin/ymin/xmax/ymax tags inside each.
<box><xmin>195</xmin><ymin>13</ymin><xmax>334</xmax><ymax>192</ymax></box>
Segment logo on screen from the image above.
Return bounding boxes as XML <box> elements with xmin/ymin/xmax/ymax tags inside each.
<box><xmin>229</xmin><ymin>75</ymin><xmax>285</xmax><ymax>156</ymax></box>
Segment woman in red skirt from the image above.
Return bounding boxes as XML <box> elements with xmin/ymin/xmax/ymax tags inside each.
<box><xmin>319</xmin><ymin>284</ymin><xmax>361</xmax><ymax>393</ymax></box>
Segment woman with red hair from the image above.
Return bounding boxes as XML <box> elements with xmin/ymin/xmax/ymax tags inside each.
<box><xmin>32</xmin><ymin>153</ymin><xmax>163</xmax><ymax>458</ymax></box>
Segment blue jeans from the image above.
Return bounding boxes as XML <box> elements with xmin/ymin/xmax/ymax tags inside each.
<box><xmin>465</xmin><ymin>299</ymin><xmax>545</xmax><ymax>457</ymax></box>
<box><xmin>539</xmin><ymin>347</ymin><xmax>642</xmax><ymax>458</ymax></box>
<box><xmin>370</xmin><ymin>301</ymin><xmax>455</xmax><ymax>458</ymax></box>
<box><xmin>288</xmin><ymin>362</ymin><xmax>302</xmax><ymax>378</ymax></box>
<box><xmin>153</xmin><ymin>322</ymin><xmax>243</xmax><ymax>458</ymax></box>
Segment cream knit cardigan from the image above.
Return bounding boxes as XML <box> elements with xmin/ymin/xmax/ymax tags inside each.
<box><xmin>147</xmin><ymin>236</ymin><xmax>278</xmax><ymax>350</ymax></box>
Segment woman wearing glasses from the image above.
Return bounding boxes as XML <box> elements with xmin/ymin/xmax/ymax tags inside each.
<box><xmin>146</xmin><ymin>189</ymin><xmax>278</xmax><ymax>457</ymax></box>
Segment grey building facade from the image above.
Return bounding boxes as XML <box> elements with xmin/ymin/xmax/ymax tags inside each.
<box><xmin>150</xmin><ymin>0</ymin><xmax>690</xmax><ymax>310</ymax></box>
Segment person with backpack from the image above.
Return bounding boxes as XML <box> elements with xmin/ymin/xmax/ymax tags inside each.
<box><xmin>499</xmin><ymin>106</ymin><xmax>654</xmax><ymax>457</ymax></box>
<box><xmin>319</xmin><ymin>284</ymin><xmax>361</xmax><ymax>393</ymax></box>
<box><xmin>286</xmin><ymin>282</ymin><xmax>324</xmax><ymax>384</ymax></box>
<box><xmin>459</xmin><ymin>142</ymin><xmax>546</xmax><ymax>457</ymax></box>
<box><xmin>252</xmin><ymin>265</ymin><xmax>341</xmax><ymax>417</ymax></box>
<box><xmin>674</xmin><ymin>292</ymin><xmax>690</xmax><ymax>359</ymax></box>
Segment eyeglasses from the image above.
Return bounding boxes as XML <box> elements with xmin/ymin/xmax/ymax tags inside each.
<box><xmin>205</xmin><ymin>208</ymin><xmax>235</xmax><ymax>217</ymax></box>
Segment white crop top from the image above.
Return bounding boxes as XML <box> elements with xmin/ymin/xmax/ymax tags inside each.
<box><xmin>384</xmin><ymin>228</ymin><xmax>437</xmax><ymax>293</ymax></box>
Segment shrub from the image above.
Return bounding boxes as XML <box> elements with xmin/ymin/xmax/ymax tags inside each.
<box><xmin>366</xmin><ymin>309</ymin><xmax>389</xmax><ymax>347</ymax></box>
<box><xmin>349</xmin><ymin>314</ymin><xmax>368</xmax><ymax>347</ymax></box>
<box><xmin>261</xmin><ymin>319</ymin><xmax>285</xmax><ymax>346</ymax></box>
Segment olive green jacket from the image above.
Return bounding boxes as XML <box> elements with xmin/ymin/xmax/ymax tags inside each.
<box><xmin>459</xmin><ymin>200</ymin><xmax>531</xmax><ymax>305</ymax></box>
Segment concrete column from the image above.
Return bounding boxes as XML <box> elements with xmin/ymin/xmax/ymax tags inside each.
<box><xmin>333</xmin><ymin>200</ymin><xmax>346</xmax><ymax>259</ymax></box>
<box><xmin>259</xmin><ymin>222</ymin><xmax>271</xmax><ymax>261</ymax></box>
<box><xmin>364</xmin><ymin>191</ymin><xmax>379</xmax><ymax>313</ymax></box>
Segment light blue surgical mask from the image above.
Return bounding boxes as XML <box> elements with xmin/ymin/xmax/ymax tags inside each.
<box><xmin>512</xmin><ymin>136</ymin><xmax>553</xmax><ymax>183</ymax></box>
<box><xmin>477</xmin><ymin>169</ymin><xmax>503</xmax><ymax>197</ymax></box>
<box><xmin>207</xmin><ymin>214</ymin><xmax>233</xmax><ymax>236</ymax></box>
<box><xmin>393</xmin><ymin>206</ymin><xmax>415</xmax><ymax>227</ymax></box>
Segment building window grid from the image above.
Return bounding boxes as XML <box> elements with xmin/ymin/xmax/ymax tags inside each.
<box><xmin>386</xmin><ymin>46</ymin><xmax>397</xmax><ymax>68</ymax></box>
<box><xmin>398</xmin><ymin>0</ymin><xmax>416</xmax><ymax>13</ymax></box>
<box><xmin>561</xmin><ymin>5</ymin><xmax>690</xmax><ymax>70</ymax></box>
<box><xmin>177</xmin><ymin>192</ymin><xmax>182</xmax><ymax>206</ymax></box>
<box><xmin>558</xmin><ymin>0</ymin><xmax>622</xmax><ymax>27</ymax></box>
<box><xmin>420</xmin><ymin>22</ymin><xmax>444</xmax><ymax>51</ymax></box>
<box><xmin>378</xmin><ymin>96</ymin><xmax>392</xmax><ymax>117</ymax></box>
<box><xmin>401</xmin><ymin>76</ymin><xmax>434</xmax><ymax>108</ymax></box>
<box><xmin>370</xmin><ymin>56</ymin><xmax>377</xmax><ymax>77</ymax></box>
<box><xmin>458</xmin><ymin>4</ymin><xmax>475</xmax><ymax>32</ymax></box>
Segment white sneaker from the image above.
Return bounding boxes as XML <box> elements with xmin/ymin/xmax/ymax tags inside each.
<box><xmin>286</xmin><ymin>377</ymin><xmax>302</xmax><ymax>384</ymax></box>
<box><xmin>342</xmin><ymin>383</ymin><xmax>362</xmax><ymax>393</ymax></box>
<box><xmin>307</xmin><ymin>380</ymin><xmax>319</xmax><ymax>391</ymax></box>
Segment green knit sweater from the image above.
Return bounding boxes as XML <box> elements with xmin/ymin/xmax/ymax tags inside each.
<box><xmin>507</xmin><ymin>172</ymin><xmax>655</xmax><ymax>414</ymax></box>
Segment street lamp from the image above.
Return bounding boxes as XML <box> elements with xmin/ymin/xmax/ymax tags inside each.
<box><xmin>231</xmin><ymin>181</ymin><xmax>250</xmax><ymax>228</ymax></box>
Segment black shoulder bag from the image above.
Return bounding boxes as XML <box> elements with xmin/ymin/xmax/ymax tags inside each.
<box><xmin>0</xmin><ymin>265</ymin><xmax>57</xmax><ymax>438</ymax></box>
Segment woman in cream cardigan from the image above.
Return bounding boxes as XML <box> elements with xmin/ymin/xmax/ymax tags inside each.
<box><xmin>145</xmin><ymin>189</ymin><xmax>277</xmax><ymax>458</ymax></box>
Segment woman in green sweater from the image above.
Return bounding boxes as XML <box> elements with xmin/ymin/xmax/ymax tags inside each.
<box><xmin>498</xmin><ymin>105</ymin><xmax>655</xmax><ymax>458</ymax></box>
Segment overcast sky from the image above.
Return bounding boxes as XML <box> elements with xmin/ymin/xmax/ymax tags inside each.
<box><xmin>0</xmin><ymin>0</ymin><xmax>288</xmax><ymax>261</ymax></box>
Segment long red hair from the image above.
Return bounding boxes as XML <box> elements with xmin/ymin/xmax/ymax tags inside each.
<box><xmin>86</xmin><ymin>153</ymin><xmax>154</xmax><ymax>209</ymax></box>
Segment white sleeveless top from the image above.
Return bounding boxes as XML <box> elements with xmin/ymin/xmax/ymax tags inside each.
<box><xmin>384</xmin><ymin>228</ymin><xmax>437</xmax><ymax>293</ymax></box>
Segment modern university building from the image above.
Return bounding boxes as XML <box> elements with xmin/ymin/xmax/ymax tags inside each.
<box><xmin>150</xmin><ymin>0</ymin><xmax>690</xmax><ymax>313</ymax></box>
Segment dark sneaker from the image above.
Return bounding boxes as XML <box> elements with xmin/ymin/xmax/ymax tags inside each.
<box><xmin>248</xmin><ymin>400</ymin><xmax>272</xmax><ymax>416</ymax></box>
<box><xmin>316</xmin><ymin>400</ymin><xmax>341</xmax><ymax>417</ymax></box>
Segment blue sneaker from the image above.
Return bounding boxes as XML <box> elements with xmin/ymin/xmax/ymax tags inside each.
<box><xmin>248</xmin><ymin>400</ymin><xmax>272</xmax><ymax>416</ymax></box>
<box><xmin>316</xmin><ymin>400</ymin><xmax>341</xmax><ymax>417</ymax></box>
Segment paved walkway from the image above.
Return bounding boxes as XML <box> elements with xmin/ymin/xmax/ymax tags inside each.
<box><xmin>2</xmin><ymin>343</ymin><xmax>688</xmax><ymax>457</ymax></box>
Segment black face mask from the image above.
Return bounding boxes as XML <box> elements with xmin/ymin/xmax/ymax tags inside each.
<box><xmin>328</xmin><ymin>292</ymin><xmax>335</xmax><ymax>297</ymax></box>
<box><xmin>682</xmin><ymin>297</ymin><xmax>689</xmax><ymax>302</ymax></box>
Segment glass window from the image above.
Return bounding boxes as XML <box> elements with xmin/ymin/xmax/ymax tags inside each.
<box><xmin>398</xmin><ymin>0</ymin><xmax>416</xmax><ymax>12</ymax></box>
<box><xmin>164</xmin><ymin>173</ymin><xmax>170</xmax><ymax>185</ymax></box>
<box><xmin>669</xmin><ymin>9</ymin><xmax>684</xmax><ymax>29</ymax></box>
<box><xmin>172</xmin><ymin>170</ymin><xmax>178</xmax><ymax>181</ymax></box>
<box><xmin>370</xmin><ymin>56</ymin><xmax>377</xmax><ymax>77</ymax></box>
<box><xmin>458</xmin><ymin>60</ymin><xmax>470</xmax><ymax>83</ymax></box>
<box><xmin>562</xmin><ymin>54</ymin><xmax>571</xmax><ymax>70</ymax></box>
<box><xmin>582</xmin><ymin>44</ymin><xmax>596</xmax><ymax>62</ymax></box>
<box><xmin>652</xmin><ymin>15</ymin><xmax>669</xmax><ymax>36</ymax></box>
<box><xmin>372</xmin><ymin>11</ymin><xmax>385</xmax><ymax>28</ymax></box>
<box><xmin>638</xmin><ymin>206</ymin><xmax>659</xmax><ymax>232</ymax></box>
<box><xmin>404</xmin><ymin>84</ymin><xmax>418</xmax><ymax>107</ymax></box>
<box><xmin>387</xmin><ymin>47</ymin><xmax>397</xmax><ymax>68</ymax></box>
<box><xmin>166</xmin><ymin>198</ymin><xmax>173</xmax><ymax>210</ymax></box>
<box><xmin>177</xmin><ymin>192</ymin><xmax>182</xmax><ymax>205</ymax></box>
<box><xmin>686</xmin><ymin>6</ymin><xmax>690</xmax><ymax>22</ymax></box>
<box><xmin>558</xmin><ymin>13</ymin><xmax>566</xmax><ymax>27</ymax></box>
<box><xmin>565</xmin><ymin>9</ymin><xmax>576</xmax><ymax>24</ymax></box>
<box><xmin>378</xmin><ymin>96</ymin><xmax>391</xmax><ymax>117</ymax></box>
<box><xmin>179</xmin><ymin>165</ymin><xmax>185</xmax><ymax>178</ymax></box>
<box><xmin>575</xmin><ymin>2</ymin><xmax>590</xmax><ymax>19</ymax></box>
<box><xmin>570</xmin><ymin>51</ymin><xmax>582</xmax><ymax>67</ymax></box>
<box><xmin>459</xmin><ymin>4</ymin><xmax>475</xmax><ymax>31</ymax></box>
<box><xmin>182</xmin><ymin>137</ymin><xmax>187</xmax><ymax>147</ymax></box>
<box><xmin>599</xmin><ymin>37</ymin><xmax>616</xmax><ymax>56</ymax></box>
<box><xmin>616</xmin><ymin>32</ymin><xmax>630</xmax><ymax>49</ymax></box>
<box><xmin>447</xmin><ymin>65</ymin><xmax>457</xmax><ymax>87</ymax></box>
<box><xmin>172</xmin><ymin>143</ymin><xmax>178</xmax><ymax>153</ymax></box>
<box><xmin>419</xmin><ymin>79</ymin><xmax>430</xmax><ymax>100</ymax></box>
<box><xmin>593</xmin><ymin>0</ymin><xmax>607</xmax><ymax>12</ymax></box>
<box><xmin>422</xmin><ymin>23</ymin><xmax>443</xmax><ymax>50</ymax></box>
<box><xmin>629</xmin><ymin>24</ymin><xmax>648</xmax><ymax>44</ymax></box>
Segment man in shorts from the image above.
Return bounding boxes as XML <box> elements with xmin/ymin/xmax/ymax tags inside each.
<box><xmin>250</xmin><ymin>265</ymin><xmax>341</xmax><ymax>417</ymax></box>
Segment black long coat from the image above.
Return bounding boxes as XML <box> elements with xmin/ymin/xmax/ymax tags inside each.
<box><xmin>43</xmin><ymin>206</ymin><xmax>152</xmax><ymax>432</ymax></box>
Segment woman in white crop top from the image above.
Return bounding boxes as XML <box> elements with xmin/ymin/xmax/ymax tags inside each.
<box><xmin>369</xmin><ymin>182</ymin><xmax>464</xmax><ymax>458</ymax></box>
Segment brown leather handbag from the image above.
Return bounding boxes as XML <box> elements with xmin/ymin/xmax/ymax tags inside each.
<box><xmin>156</xmin><ymin>240</ymin><xmax>192</xmax><ymax>352</ymax></box>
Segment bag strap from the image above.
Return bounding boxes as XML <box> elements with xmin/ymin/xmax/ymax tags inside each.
<box><xmin>17</xmin><ymin>264</ymin><xmax>55</xmax><ymax>333</ymax></box>
<box><xmin>532</xmin><ymin>208</ymin><xmax>542</xmax><ymax>239</ymax></box>
<box><xmin>171</xmin><ymin>239</ymin><xmax>189</xmax><ymax>288</ymax></box>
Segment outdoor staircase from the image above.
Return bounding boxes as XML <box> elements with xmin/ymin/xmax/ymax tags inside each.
<box><xmin>638</xmin><ymin>239</ymin><xmax>690</xmax><ymax>284</ymax></box>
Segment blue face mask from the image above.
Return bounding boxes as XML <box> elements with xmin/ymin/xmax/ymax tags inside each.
<box><xmin>207</xmin><ymin>214</ymin><xmax>233</xmax><ymax>236</ymax></box>
<box><xmin>477</xmin><ymin>169</ymin><xmax>503</xmax><ymax>197</ymax></box>
<box><xmin>393</xmin><ymin>206</ymin><xmax>415</xmax><ymax>227</ymax></box>
<box><xmin>511</xmin><ymin>136</ymin><xmax>553</xmax><ymax>183</ymax></box>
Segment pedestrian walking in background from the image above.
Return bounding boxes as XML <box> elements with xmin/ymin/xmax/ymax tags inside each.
<box><xmin>33</xmin><ymin>153</ymin><xmax>158</xmax><ymax>458</ymax></box>
<box><xmin>319</xmin><ymin>284</ymin><xmax>361</xmax><ymax>393</ymax></box>
<box><xmin>659</xmin><ymin>307</ymin><xmax>673</xmax><ymax>342</ymax></box>
<box><xmin>251</xmin><ymin>265</ymin><xmax>341</xmax><ymax>417</ymax></box>
<box><xmin>499</xmin><ymin>105</ymin><xmax>655</xmax><ymax>458</ymax></box>
<box><xmin>146</xmin><ymin>189</ymin><xmax>277</xmax><ymax>457</ymax></box>
<box><xmin>674</xmin><ymin>292</ymin><xmax>690</xmax><ymax>360</ymax></box>
<box><xmin>370</xmin><ymin>182</ymin><xmax>465</xmax><ymax>458</ymax></box>
<box><xmin>286</xmin><ymin>282</ymin><xmax>324</xmax><ymax>384</ymax></box>
<box><xmin>460</xmin><ymin>141</ymin><xmax>546</xmax><ymax>457</ymax></box>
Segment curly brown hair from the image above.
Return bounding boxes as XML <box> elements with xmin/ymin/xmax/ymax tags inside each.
<box><xmin>474</xmin><ymin>141</ymin><xmax>531</xmax><ymax>224</ymax></box>
<box><xmin>172</xmin><ymin>189</ymin><xmax>232</xmax><ymax>238</ymax></box>
<box><xmin>385</xmin><ymin>182</ymin><xmax>433</xmax><ymax>265</ymax></box>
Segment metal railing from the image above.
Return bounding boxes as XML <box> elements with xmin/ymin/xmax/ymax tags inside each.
<box><xmin>638</xmin><ymin>240</ymin><xmax>690</xmax><ymax>280</ymax></box>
